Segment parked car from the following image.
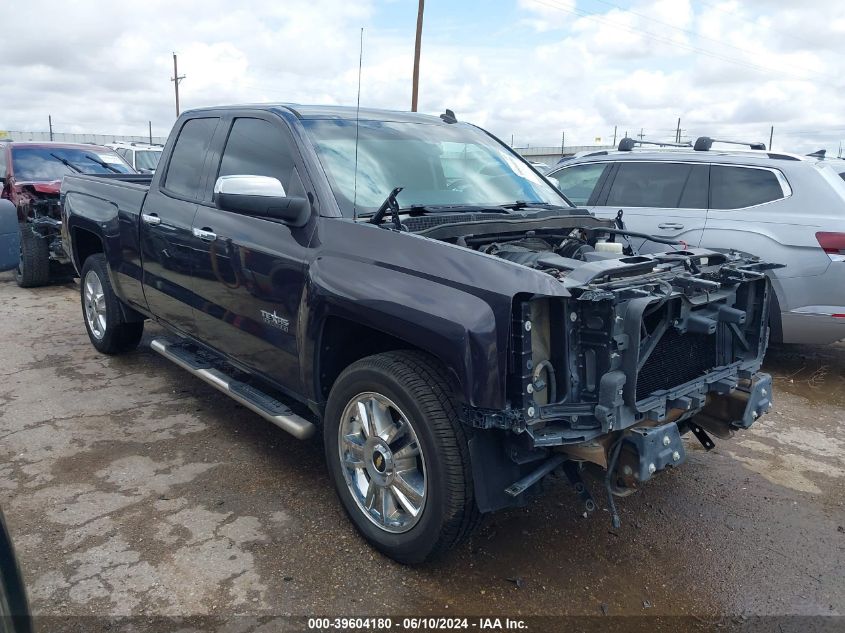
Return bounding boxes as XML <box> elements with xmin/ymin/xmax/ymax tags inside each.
<box><xmin>0</xmin><ymin>508</ymin><xmax>32</xmax><ymax>633</ymax></box>
<box><xmin>0</xmin><ymin>142</ymin><xmax>135</xmax><ymax>287</ymax></box>
<box><xmin>527</xmin><ymin>160</ymin><xmax>550</xmax><ymax>174</ymax></box>
<box><xmin>62</xmin><ymin>106</ymin><xmax>774</xmax><ymax>563</ymax></box>
<box><xmin>546</xmin><ymin>138</ymin><xmax>845</xmax><ymax>345</ymax></box>
<box><xmin>108</xmin><ymin>142</ymin><xmax>163</xmax><ymax>174</ymax></box>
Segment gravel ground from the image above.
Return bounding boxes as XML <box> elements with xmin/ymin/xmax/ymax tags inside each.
<box><xmin>0</xmin><ymin>271</ymin><xmax>842</xmax><ymax>631</ymax></box>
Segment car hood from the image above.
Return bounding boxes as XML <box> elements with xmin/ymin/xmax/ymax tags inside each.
<box><xmin>15</xmin><ymin>180</ymin><xmax>62</xmax><ymax>195</ymax></box>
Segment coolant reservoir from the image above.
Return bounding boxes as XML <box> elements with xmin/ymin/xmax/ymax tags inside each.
<box><xmin>595</xmin><ymin>241</ymin><xmax>624</xmax><ymax>254</ymax></box>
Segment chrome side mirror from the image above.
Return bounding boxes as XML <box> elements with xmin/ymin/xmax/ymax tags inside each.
<box><xmin>213</xmin><ymin>175</ymin><xmax>309</xmax><ymax>226</ymax></box>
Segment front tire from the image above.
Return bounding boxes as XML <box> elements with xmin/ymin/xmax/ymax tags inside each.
<box><xmin>80</xmin><ymin>254</ymin><xmax>143</xmax><ymax>354</ymax></box>
<box><xmin>14</xmin><ymin>227</ymin><xmax>49</xmax><ymax>288</ymax></box>
<box><xmin>324</xmin><ymin>351</ymin><xmax>480</xmax><ymax>564</ymax></box>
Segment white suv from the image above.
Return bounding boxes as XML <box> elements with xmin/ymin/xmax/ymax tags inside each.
<box><xmin>547</xmin><ymin>139</ymin><xmax>845</xmax><ymax>345</ymax></box>
<box><xmin>108</xmin><ymin>142</ymin><xmax>162</xmax><ymax>174</ymax></box>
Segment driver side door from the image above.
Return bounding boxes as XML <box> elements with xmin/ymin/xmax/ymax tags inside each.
<box><xmin>190</xmin><ymin>114</ymin><xmax>315</xmax><ymax>394</ymax></box>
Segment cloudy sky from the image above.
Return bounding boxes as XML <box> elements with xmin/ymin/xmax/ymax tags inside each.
<box><xmin>2</xmin><ymin>0</ymin><xmax>844</xmax><ymax>153</ymax></box>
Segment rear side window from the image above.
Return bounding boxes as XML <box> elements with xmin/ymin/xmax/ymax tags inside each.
<box><xmin>163</xmin><ymin>118</ymin><xmax>219</xmax><ymax>199</ymax></box>
<box><xmin>710</xmin><ymin>165</ymin><xmax>785</xmax><ymax>209</ymax></box>
<box><xmin>216</xmin><ymin>118</ymin><xmax>296</xmax><ymax>191</ymax></box>
<box><xmin>606</xmin><ymin>162</ymin><xmax>706</xmax><ymax>208</ymax></box>
<box><xmin>550</xmin><ymin>163</ymin><xmax>607</xmax><ymax>206</ymax></box>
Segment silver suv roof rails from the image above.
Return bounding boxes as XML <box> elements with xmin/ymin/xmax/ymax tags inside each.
<box><xmin>694</xmin><ymin>137</ymin><xmax>766</xmax><ymax>151</ymax></box>
<box><xmin>617</xmin><ymin>137</ymin><xmax>692</xmax><ymax>151</ymax></box>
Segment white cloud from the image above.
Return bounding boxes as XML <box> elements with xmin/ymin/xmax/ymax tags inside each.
<box><xmin>0</xmin><ymin>0</ymin><xmax>844</xmax><ymax>154</ymax></box>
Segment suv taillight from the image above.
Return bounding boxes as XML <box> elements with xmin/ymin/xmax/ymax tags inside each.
<box><xmin>816</xmin><ymin>232</ymin><xmax>845</xmax><ymax>262</ymax></box>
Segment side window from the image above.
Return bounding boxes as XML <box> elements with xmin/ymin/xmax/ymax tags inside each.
<box><xmin>216</xmin><ymin>118</ymin><xmax>296</xmax><ymax>192</ymax></box>
<box><xmin>549</xmin><ymin>163</ymin><xmax>607</xmax><ymax>206</ymax></box>
<box><xmin>163</xmin><ymin>118</ymin><xmax>219</xmax><ymax>199</ymax></box>
<box><xmin>606</xmin><ymin>162</ymin><xmax>698</xmax><ymax>208</ymax></box>
<box><xmin>710</xmin><ymin>166</ymin><xmax>785</xmax><ymax>209</ymax></box>
<box><xmin>678</xmin><ymin>164</ymin><xmax>709</xmax><ymax>208</ymax></box>
<box><xmin>0</xmin><ymin>148</ymin><xmax>7</xmax><ymax>176</ymax></box>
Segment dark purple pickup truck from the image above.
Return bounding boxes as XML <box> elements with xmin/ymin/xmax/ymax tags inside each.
<box><xmin>61</xmin><ymin>104</ymin><xmax>775</xmax><ymax>563</ymax></box>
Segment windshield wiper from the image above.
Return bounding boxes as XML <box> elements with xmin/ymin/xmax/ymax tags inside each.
<box><xmin>368</xmin><ymin>187</ymin><xmax>404</xmax><ymax>230</ymax></box>
<box><xmin>407</xmin><ymin>204</ymin><xmax>511</xmax><ymax>215</ymax></box>
<box><xmin>49</xmin><ymin>153</ymin><xmax>82</xmax><ymax>173</ymax></box>
<box><xmin>501</xmin><ymin>201</ymin><xmax>562</xmax><ymax>210</ymax></box>
<box><xmin>84</xmin><ymin>154</ymin><xmax>121</xmax><ymax>174</ymax></box>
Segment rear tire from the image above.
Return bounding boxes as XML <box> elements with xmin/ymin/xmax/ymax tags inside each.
<box><xmin>14</xmin><ymin>227</ymin><xmax>49</xmax><ymax>288</ymax></box>
<box><xmin>324</xmin><ymin>350</ymin><xmax>480</xmax><ymax>564</ymax></box>
<box><xmin>80</xmin><ymin>254</ymin><xmax>143</xmax><ymax>354</ymax></box>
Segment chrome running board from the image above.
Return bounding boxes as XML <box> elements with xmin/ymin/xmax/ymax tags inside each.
<box><xmin>151</xmin><ymin>338</ymin><xmax>316</xmax><ymax>440</ymax></box>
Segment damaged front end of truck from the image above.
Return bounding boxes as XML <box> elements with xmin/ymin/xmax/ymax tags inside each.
<box><xmin>465</xmin><ymin>245</ymin><xmax>776</xmax><ymax>523</ymax></box>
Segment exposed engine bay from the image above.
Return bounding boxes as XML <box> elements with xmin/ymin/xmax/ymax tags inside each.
<box><xmin>13</xmin><ymin>183</ymin><xmax>68</xmax><ymax>263</ymax></box>
<box><xmin>398</xmin><ymin>209</ymin><xmax>634</xmax><ymax>276</ymax></box>
<box><xmin>398</xmin><ymin>211</ymin><xmax>778</xmax><ymax>521</ymax></box>
<box><xmin>477</xmin><ymin>231</ymin><xmax>622</xmax><ymax>277</ymax></box>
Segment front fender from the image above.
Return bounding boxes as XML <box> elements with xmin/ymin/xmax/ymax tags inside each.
<box><xmin>304</xmin><ymin>254</ymin><xmax>511</xmax><ymax>409</ymax></box>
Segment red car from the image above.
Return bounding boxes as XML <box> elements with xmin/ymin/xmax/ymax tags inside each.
<box><xmin>0</xmin><ymin>141</ymin><xmax>134</xmax><ymax>286</ymax></box>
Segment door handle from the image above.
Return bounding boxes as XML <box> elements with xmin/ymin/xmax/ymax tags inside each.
<box><xmin>192</xmin><ymin>227</ymin><xmax>217</xmax><ymax>242</ymax></box>
<box><xmin>657</xmin><ymin>222</ymin><xmax>684</xmax><ymax>230</ymax></box>
<box><xmin>141</xmin><ymin>213</ymin><xmax>161</xmax><ymax>226</ymax></box>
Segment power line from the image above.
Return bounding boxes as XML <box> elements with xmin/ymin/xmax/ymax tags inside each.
<box><xmin>695</xmin><ymin>0</ymin><xmax>823</xmax><ymax>51</ymax></box>
<box><xmin>529</xmin><ymin>0</ymin><xmax>840</xmax><ymax>86</ymax></box>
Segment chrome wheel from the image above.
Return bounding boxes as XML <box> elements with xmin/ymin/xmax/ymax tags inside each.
<box><xmin>83</xmin><ymin>270</ymin><xmax>107</xmax><ymax>340</ymax></box>
<box><xmin>338</xmin><ymin>392</ymin><xmax>427</xmax><ymax>533</ymax></box>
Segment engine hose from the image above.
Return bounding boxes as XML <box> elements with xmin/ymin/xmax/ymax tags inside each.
<box><xmin>532</xmin><ymin>360</ymin><xmax>557</xmax><ymax>403</ymax></box>
<box><xmin>589</xmin><ymin>227</ymin><xmax>684</xmax><ymax>247</ymax></box>
<box><xmin>605</xmin><ymin>437</ymin><xmax>625</xmax><ymax>529</ymax></box>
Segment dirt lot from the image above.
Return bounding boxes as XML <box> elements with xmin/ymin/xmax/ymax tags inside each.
<box><xmin>0</xmin><ymin>272</ymin><xmax>843</xmax><ymax>630</ymax></box>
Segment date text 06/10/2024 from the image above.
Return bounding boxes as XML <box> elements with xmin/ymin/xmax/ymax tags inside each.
<box><xmin>307</xmin><ymin>617</ymin><xmax>528</xmax><ymax>630</ymax></box>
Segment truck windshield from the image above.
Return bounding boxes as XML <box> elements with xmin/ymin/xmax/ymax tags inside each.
<box><xmin>302</xmin><ymin>119</ymin><xmax>570</xmax><ymax>217</ymax></box>
<box><xmin>11</xmin><ymin>147</ymin><xmax>133</xmax><ymax>181</ymax></box>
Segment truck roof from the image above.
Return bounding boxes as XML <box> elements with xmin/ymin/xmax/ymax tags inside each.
<box><xmin>185</xmin><ymin>103</ymin><xmax>446</xmax><ymax>124</ymax></box>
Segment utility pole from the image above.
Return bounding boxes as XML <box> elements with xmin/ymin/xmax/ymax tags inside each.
<box><xmin>48</xmin><ymin>115</ymin><xmax>53</xmax><ymax>141</ymax></box>
<box><xmin>638</xmin><ymin>128</ymin><xmax>644</xmax><ymax>141</ymax></box>
<box><xmin>769</xmin><ymin>125</ymin><xmax>774</xmax><ymax>151</ymax></box>
<box><xmin>411</xmin><ymin>0</ymin><xmax>425</xmax><ymax>112</ymax></box>
<box><xmin>675</xmin><ymin>118</ymin><xmax>681</xmax><ymax>143</ymax></box>
<box><xmin>560</xmin><ymin>130</ymin><xmax>565</xmax><ymax>155</ymax></box>
<box><xmin>149</xmin><ymin>121</ymin><xmax>153</xmax><ymax>145</ymax></box>
<box><xmin>510</xmin><ymin>133</ymin><xmax>514</xmax><ymax>147</ymax></box>
<box><xmin>612</xmin><ymin>125</ymin><xmax>617</xmax><ymax>146</ymax></box>
<box><xmin>171</xmin><ymin>52</ymin><xmax>186</xmax><ymax>117</ymax></box>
